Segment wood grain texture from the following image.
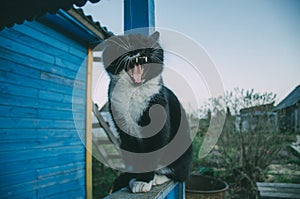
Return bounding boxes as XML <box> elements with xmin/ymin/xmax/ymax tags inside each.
<box><xmin>85</xmin><ymin>47</ymin><xmax>93</xmax><ymax>199</ymax></box>
<box><xmin>0</xmin><ymin>17</ymin><xmax>88</xmax><ymax>198</ymax></box>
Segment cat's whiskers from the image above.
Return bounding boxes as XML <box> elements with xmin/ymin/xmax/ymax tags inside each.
<box><xmin>150</xmin><ymin>55</ymin><xmax>162</xmax><ymax>63</ymax></box>
<box><xmin>115</xmin><ymin>37</ymin><xmax>131</xmax><ymax>50</ymax></box>
<box><xmin>151</xmin><ymin>50</ymin><xmax>163</xmax><ymax>63</ymax></box>
<box><xmin>124</xmin><ymin>37</ymin><xmax>133</xmax><ymax>50</ymax></box>
<box><xmin>124</xmin><ymin>57</ymin><xmax>132</xmax><ymax>71</ymax></box>
<box><xmin>114</xmin><ymin>55</ymin><xmax>128</xmax><ymax>74</ymax></box>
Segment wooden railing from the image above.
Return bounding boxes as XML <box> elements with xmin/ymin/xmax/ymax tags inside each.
<box><xmin>104</xmin><ymin>181</ymin><xmax>185</xmax><ymax>199</ymax></box>
<box><xmin>257</xmin><ymin>182</ymin><xmax>300</xmax><ymax>198</ymax></box>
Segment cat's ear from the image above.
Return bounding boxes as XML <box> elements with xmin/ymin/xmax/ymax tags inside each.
<box><xmin>149</xmin><ymin>31</ymin><xmax>160</xmax><ymax>43</ymax></box>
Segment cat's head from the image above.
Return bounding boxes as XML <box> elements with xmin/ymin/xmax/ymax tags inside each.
<box><xmin>103</xmin><ymin>32</ymin><xmax>164</xmax><ymax>85</ymax></box>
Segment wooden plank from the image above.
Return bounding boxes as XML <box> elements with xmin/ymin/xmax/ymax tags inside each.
<box><xmin>0</xmin><ymin>170</ymin><xmax>84</xmax><ymax>198</ymax></box>
<box><xmin>0</xmin><ymin>82</ymin><xmax>39</xmax><ymax>98</ymax></box>
<box><xmin>0</xmin><ymin>59</ymin><xmax>85</xmax><ymax>92</ymax></box>
<box><xmin>85</xmin><ymin>47</ymin><xmax>93</xmax><ymax>199</ymax></box>
<box><xmin>37</xmin><ymin>170</ymin><xmax>85</xmax><ymax>197</ymax></box>
<box><xmin>46</xmin><ymin>188</ymin><xmax>85</xmax><ymax>199</ymax></box>
<box><xmin>0</xmin><ymin>71</ymin><xmax>84</xmax><ymax>97</ymax></box>
<box><xmin>0</xmin><ymin>105</ymin><xmax>85</xmax><ymax>120</ymax></box>
<box><xmin>0</xmin><ymin>73</ymin><xmax>84</xmax><ymax>102</ymax></box>
<box><xmin>0</xmin><ymin>28</ymin><xmax>84</xmax><ymax>65</ymax></box>
<box><xmin>257</xmin><ymin>182</ymin><xmax>300</xmax><ymax>189</ymax></box>
<box><xmin>0</xmin><ymin>129</ymin><xmax>80</xmax><ymax>141</ymax></box>
<box><xmin>0</xmin><ymin>52</ymin><xmax>79</xmax><ymax>80</ymax></box>
<box><xmin>0</xmin><ymin>86</ymin><xmax>83</xmax><ymax>112</ymax></box>
<box><xmin>23</xmin><ymin>21</ymin><xmax>86</xmax><ymax>55</ymax></box>
<box><xmin>258</xmin><ymin>186</ymin><xmax>300</xmax><ymax>194</ymax></box>
<box><xmin>0</xmin><ymin>145</ymin><xmax>85</xmax><ymax>164</ymax></box>
<box><xmin>93</xmin><ymin>56</ymin><xmax>102</xmax><ymax>62</ymax></box>
<box><xmin>38</xmin><ymin>162</ymin><xmax>85</xmax><ymax>179</ymax></box>
<box><xmin>0</xmin><ymin>58</ymin><xmax>41</xmax><ymax>79</ymax></box>
<box><xmin>38</xmin><ymin>109</ymin><xmax>85</xmax><ymax>121</ymax></box>
<box><xmin>40</xmin><ymin>71</ymin><xmax>86</xmax><ymax>91</ymax></box>
<box><xmin>0</xmin><ymin>139</ymin><xmax>82</xmax><ymax>152</ymax></box>
<box><xmin>257</xmin><ymin>182</ymin><xmax>300</xmax><ymax>198</ymax></box>
<box><xmin>0</xmin><ymin>35</ymin><xmax>55</xmax><ymax>65</ymax></box>
<box><xmin>0</xmin><ymin>152</ymin><xmax>84</xmax><ymax>176</ymax></box>
<box><xmin>104</xmin><ymin>181</ymin><xmax>179</xmax><ymax>199</ymax></box>
<box><xmin>0</xmin><ymin>35</ymin><xmax>84</xmax><ymax>73</ymax></box>
<box><xmin>92</xmin><ymin>103</ymin><xmax>120</xmax><ymax>147</ymax></box>
<box><xmin>95</xmin><ymin>138</ymin><xmax>113</xmax><ymax>145</ymax></box>
<box><xmin>0</xmin><ymin>79</ymin><xmax>84</xmax><ymax>106</ymax></box>
<box><xmin>0</xmin><ymin>117</ymin><xmax>80</xmax><ymax>129</ymax></box>
<box><xmin>92</xmin><ymin>123</ymin><xmax>101</xmax><ymax>128</ymax></box>
<box><xmin>259</xmin><ymin>191</ymin><xmax>300</xmax><ymax>199</ymax></box>
<box><xmin>38</xmin><ymin>89</ymin><xmax>85</xmax><ymax>104</ymax></box>
<box><xmin>0</xmin><ymin>94</ymin><xmax>85</xmax><ymax>112</ymax></box>
<box><xmin>1</xmin><ymin>170</ymin><xmax>38</xmax><ymax>188</ymax></box>
<box><xmin>0</xmin><ymin>105</ymin><xmax>38</xmax><ymax>119</ymax></box>
<box><xmin>11</xmin><ymin>191</ymin><xmax>37</xmax><ymax>199</ymax></box>
<box><xmin>38</xmin><ymin>181</ymin><xmax>85</xmax><ymax>199</ymax></box>
<box><xmin>0</xmin><ymin>180</ymin><xmax>38</xmax><ymax>199</ymax></box>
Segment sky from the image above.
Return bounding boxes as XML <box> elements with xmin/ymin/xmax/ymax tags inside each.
<box><xmin>81</xmin><ymin>0</ymin><xmax>300</xmax><ymax>109</ymax></box>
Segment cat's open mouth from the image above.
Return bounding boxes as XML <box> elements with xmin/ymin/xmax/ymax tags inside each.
<box><xmin>127</xmin><ymin>56</ymin><xmax>148</xmax><ymax>84</ymax></box>
<box><xmin>127</xmin><ymin>64</ymin><xmax>144</xmax><ymax>84</ymax></box>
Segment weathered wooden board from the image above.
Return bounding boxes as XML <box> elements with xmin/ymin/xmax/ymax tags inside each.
<box><xmin>0</xmin><ymin>16</ymin><xmax>87</xmax><ymax>198</ymax></box>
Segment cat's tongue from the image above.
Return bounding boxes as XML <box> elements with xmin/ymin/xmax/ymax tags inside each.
<box><xmin>129</xmin><ymin>64</ymin><xmax>144</xmax><ymax>84</ymax></box>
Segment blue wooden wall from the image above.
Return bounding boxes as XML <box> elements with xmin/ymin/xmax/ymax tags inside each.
<box><xmin>0</xmin><ymin>19</ymin><xmax>87</xmax><ymax>198</ymax></box>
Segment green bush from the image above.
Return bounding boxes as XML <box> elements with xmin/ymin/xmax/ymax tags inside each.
<box><xmin>193</xmin><ymin>89</ymin><xmax>285</xmax><ymax>198</ymax></box>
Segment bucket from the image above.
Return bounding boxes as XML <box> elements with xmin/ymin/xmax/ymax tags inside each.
<box><xmin>186</xmin><ymin>175</ymin><xmax>228</xmax><ymax>199</ymax></box>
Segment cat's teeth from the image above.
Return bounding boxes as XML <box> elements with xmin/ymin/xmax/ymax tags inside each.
<box><xmin>145</xmin><ymin>57</ymin><xmax>148</xmax><ymax>63</ymax></box>
<box><xmin>135</xmin><ymin>57</ymin><xmax>138</xmax><ymax>63</ymax></box>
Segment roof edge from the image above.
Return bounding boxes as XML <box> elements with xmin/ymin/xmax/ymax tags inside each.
<box><xmin>66</xmin><ymin>7</ymin><xmax>112</xmax><ymax>41</ymax></box>
<box><xmin>274</xmin><ymin>84</ymin><xmax>300</xmax><ymax>111</ymax></box>
<box><xmin>39</xmin><ymin>7</ymin><xmax>113</xmax><ymax>46</ymax></box>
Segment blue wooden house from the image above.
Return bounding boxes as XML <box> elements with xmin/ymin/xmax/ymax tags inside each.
<box><xmin>1</xmin><ymin>0</ymin><xmax>186</xmax><ymax>198</ymax></box>
<box><xmin>0</xmin><ymin>1</ymin><xmax>109</xmax><ymax>198</ymax></box>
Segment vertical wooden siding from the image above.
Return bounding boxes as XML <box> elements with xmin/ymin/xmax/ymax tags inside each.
<box><xmin>0</xmin><ymin>20</ymin><xmax>87</xmax><ymax>198</ymax></box>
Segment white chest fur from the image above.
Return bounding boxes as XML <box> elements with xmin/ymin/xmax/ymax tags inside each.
<box><xmin>110</xmin><ymin>71</ymin><xmax>161</xmax><ymax>137</ymax></box>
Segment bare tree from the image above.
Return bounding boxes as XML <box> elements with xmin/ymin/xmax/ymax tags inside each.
<box><xmin>197</xmin><ymin>88</ymin><xmax>283</xmax><ymax>198</ymax></box>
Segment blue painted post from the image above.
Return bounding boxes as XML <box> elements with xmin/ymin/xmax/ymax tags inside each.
<box><xmin>124</xmin><ymin>0</ymin><xmax>155</xmax><ymax>35</ymax></box>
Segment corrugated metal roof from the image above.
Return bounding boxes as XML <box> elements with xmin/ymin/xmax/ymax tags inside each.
<box><xmin>0</xmin><ymin>0</ymin><xmax>101</xmax><ymax>30</ymax></box>
<box><xmin>274</xmin><ymin>85</ymin><xmax>300</xmax><ymax>111</ymax></box>
<box><xmin>67</xmin><ymin>8</ymin><xmax>113</xmax><ymax>40</ymax></box>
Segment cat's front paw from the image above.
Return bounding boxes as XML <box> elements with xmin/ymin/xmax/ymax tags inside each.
<box><xmin>129</xmin><ymin>179</ymin><xmax>153</xmax><ymax>193</ymax></box>
<box><xmin>153</xmin><ymin>174</ymin><xmax>171</xmax><ymax>186</ymax></box>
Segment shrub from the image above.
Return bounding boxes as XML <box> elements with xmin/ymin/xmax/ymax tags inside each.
<box><xmin>196</xmin><ymin>88</ymin><xmax>284</xmax><ymax>198</ymax></box>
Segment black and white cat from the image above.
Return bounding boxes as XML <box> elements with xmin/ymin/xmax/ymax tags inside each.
<box><xmin>102</xmin><ymin>32</ymin><xmax>193</xmax><ymax>193</ymax></box>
